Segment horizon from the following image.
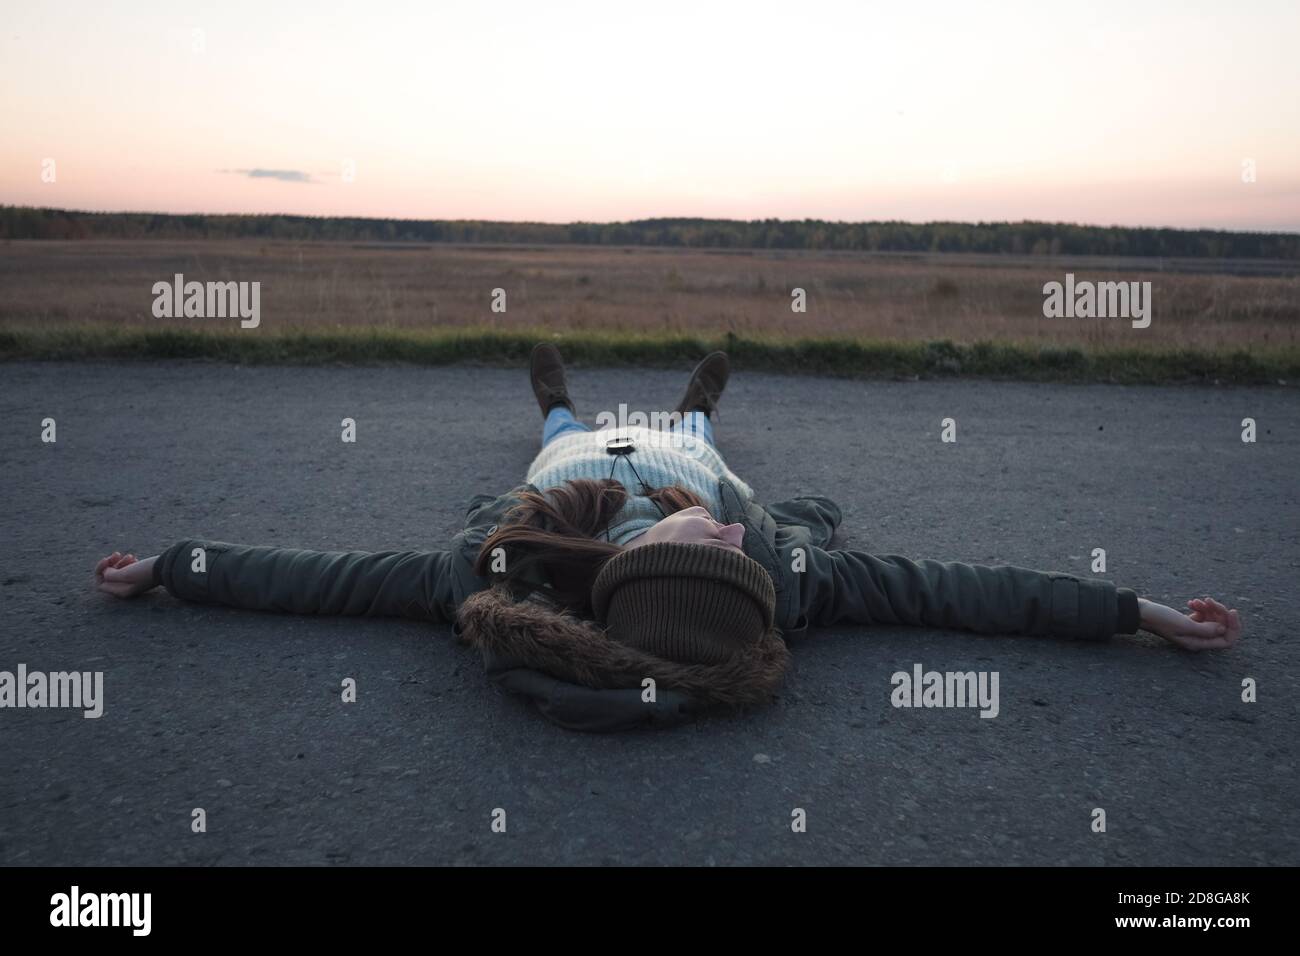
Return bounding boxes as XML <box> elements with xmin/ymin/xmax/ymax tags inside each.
<box><xmin>11</xmin><ymin>204</ymin><xmax>1300</xmax><ymax>237</ymax></box>
<box><xmin>3</xmin><ymin>1</ymin><xmax>1298</xmax><ymax>232</ymax></box>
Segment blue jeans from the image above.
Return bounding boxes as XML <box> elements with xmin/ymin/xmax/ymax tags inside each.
<box><xmin>542</xmin><ymin>406</ymin><xmax>715</xmax><ymax>448</ymax></box>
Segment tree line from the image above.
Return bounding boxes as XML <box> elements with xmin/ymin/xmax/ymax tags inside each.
<box><xmin>2</xmin><ymin>205</ymin><xmax>1295</xmax><ymax>259</ymax></box>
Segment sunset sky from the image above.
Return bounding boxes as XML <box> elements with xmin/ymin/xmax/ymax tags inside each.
<box><xmin>2</xmin><ymin>0</ymin><xmax>1297</xmax><ymax>230</ymax></box>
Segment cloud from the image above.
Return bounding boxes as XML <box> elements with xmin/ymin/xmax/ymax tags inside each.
<box><xmin>222</xmin><ymin>168</ymin><xmax>316</xmax><ymax>184</ymax></box>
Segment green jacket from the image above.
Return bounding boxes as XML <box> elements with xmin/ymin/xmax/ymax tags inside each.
<box><xmin>152</xmin><ymin>478</ymin><xmax>1139</xmax><ymax>731</ymax></box>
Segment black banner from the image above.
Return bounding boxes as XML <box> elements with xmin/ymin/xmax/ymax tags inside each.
<box><xmin>0</xmin><ymin>867</ymin><xmax>1274</xmax><ymax>942</ymax></box>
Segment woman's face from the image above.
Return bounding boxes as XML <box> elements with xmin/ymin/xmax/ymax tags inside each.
<box><xmin>624</xmin><ymin>506</ymin><xmax>746</xmax><ymax>552</ymax></box>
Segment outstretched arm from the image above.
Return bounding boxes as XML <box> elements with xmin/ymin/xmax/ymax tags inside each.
<box><xmin>799</xmin><ymin>547</ymin><xmax>1241</xmax><ymax>650</ymax></box>
<box><xmin>94</xmin><ymin>539</ymin><xmax>460</xmax><ymax>623</ymax></box>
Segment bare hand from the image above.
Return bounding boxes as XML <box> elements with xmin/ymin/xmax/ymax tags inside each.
<box><xmin>1139</xmin><ymin>596</ymin><xmax>1242</xmax><ymax>651</ymax></box>
<box><xmin>95</xmin><ymin>552</ymin><xmax>158</xmax><ymax>599</ymax></box>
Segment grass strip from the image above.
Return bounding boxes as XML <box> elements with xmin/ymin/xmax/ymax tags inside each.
<box><xmin>0</xmin><ymin>326</ymin><xmax>1294</xmax><ymax>385</ymax></box>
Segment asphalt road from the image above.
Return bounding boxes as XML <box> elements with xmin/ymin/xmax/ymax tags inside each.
<box><xmin>1</xmin><ymin>361</ymin><xmax>1295</xmax><ymax>866</ymax></box>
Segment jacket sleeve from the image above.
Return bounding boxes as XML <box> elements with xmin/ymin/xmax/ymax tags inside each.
<box><xmin>765</xmin><ymin>495</ymin><xmax>842</xmax><ymax>549</ymax></box>
<box><xmin>152</xmin><ymin>538</ymin><xmax>459</xmax><ymax>622</ymax></box>
<box><xmin>799</xmin><ymin>546</ymin><xmax>1140</xmax><ymax>641</ymax></box>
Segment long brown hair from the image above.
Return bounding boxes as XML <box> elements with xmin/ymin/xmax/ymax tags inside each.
<box><xmin>475</xmin><ymin>479</ymin><xmax>707</xmax><ymax>614</ymax></box>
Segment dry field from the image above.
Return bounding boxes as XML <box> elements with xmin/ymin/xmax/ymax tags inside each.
<box><xmin>2</xmin><ymin>239</ymin><xmax>1296</xmax><ymax>350</ymax></box>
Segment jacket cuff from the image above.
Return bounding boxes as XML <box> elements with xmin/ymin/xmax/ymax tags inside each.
<box><xmin>153</xmin><ymin>540</ymin><xmax>197</xmax><ymax>594</ymax></box>
<box><xmin>1116</xmin><ymin>588</ymin><xmax>1140</xmax><ymax>634</ymax></box>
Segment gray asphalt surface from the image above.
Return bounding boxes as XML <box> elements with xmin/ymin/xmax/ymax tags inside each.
<box><xmin>1</xmin><ymin>362</ymin><xmax>1296</xmax><ymax>866</ymax></box>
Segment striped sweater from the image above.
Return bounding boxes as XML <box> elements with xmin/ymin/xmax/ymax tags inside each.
<box><xmin>525</xmin><ymin>426</ymin><xmax>754</xmax><ymax>544</ymax></box>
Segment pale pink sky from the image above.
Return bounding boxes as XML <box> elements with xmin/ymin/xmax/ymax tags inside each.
<box><xmin>2</xmin><ymin>0</ymin><xmax>1297</xmax><ymax>230</ymax></box>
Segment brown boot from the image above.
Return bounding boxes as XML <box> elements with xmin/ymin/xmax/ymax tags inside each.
<box><xmin>674</xmin><ymin>351</ymin><xmax>730</xmax><ymax>417</ymax></box>
<box><xmin>530</xmin><ymin>343</ymin><xmax>575</xmax><ymax>417</ymax></box>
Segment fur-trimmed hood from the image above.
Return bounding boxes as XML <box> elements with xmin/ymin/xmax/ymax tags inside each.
<box><xmin>438</xmin><ymin>477</ymin><xmax>842</xmax><ymax>731</ymax></box>
<box><xmin>456</xmin><ymin>586</ymin><xmax>790</xmax><ymax>716</ymax></box>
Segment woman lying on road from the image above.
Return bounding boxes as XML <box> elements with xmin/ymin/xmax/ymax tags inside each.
<box><xmin>95</xmin><ymin>346</ymin><xmax>1243</xmax><ymax>730</ymax></box>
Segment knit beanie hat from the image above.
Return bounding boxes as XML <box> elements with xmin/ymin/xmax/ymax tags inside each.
<box><xmin>591</xmin><ymin>542</ymin><xmax>776</xmax><ymax>665</ymax></box>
